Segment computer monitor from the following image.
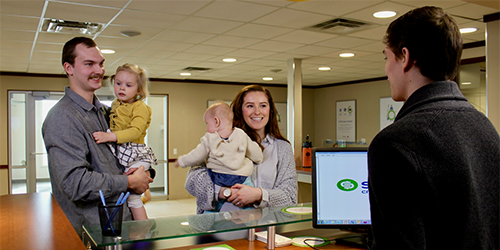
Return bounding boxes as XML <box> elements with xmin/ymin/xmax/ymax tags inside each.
<box><xmin>312</xmin><ymin>147</ymin><xmax>372</xmax><ymax>247</ymax></box>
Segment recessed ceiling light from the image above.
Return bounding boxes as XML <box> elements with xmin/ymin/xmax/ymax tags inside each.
<box><xmin>222</xmin><ymin>58</ymin><xmax>237</xmax><ymax>63</ymax></box>
<box><xmin>180</xmin><ymin>72</ymin><xmax>191</xmax><ymax>76</ymax></box>
<box><xmin>263</xmin><ymin>77</ymin><xmax>273</xmax><ymax>81</ymax></box>
<box><xmin>461</xmin><ymin>82</ymin><xmax>472</xmax><ymax>85</ymax></box>
<box><xmin>318</xmin><ymin>67</ymin><xmax>331</xmax><ymax>71</ymax></box>
<box><xmin>373</xmin><ymin>11</ymin><xmax>396</xmax><ymax>18</ymax></box>
<box><xmin>460</xmin><ymin>27</ymin><xmax>477</xmax><ymax>34</ymax></box>
<box><xmin>100</xmin><ymin>49</ymin><xmax>115</xmax><ymax>54</ymax></box>
<box><xmin>339</xmin><ymin>53</ymin><xmax>355</xmax><ymax>58</ymax></box>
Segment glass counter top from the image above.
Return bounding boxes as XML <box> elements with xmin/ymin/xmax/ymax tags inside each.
<box><xmin>83</xmin><ymin>203</ymin><xmax>312</xmax><ymax>247</ymax></box>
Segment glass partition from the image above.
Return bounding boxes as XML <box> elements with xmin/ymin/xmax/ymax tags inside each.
<box><xmin>83</xmin><ymin>203</ymin><xmax>312</xmax><ymax>248</ymax></box>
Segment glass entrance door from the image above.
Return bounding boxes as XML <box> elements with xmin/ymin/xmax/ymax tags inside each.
<box><xmin>9</xmin><ymin>91</ymin><xmax>63</xmax><ymax>194</ymax></box>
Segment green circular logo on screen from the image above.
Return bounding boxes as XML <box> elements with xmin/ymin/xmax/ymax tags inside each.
<box><xmin>337</xmin><ymin>179</ymin><xmax>358</xmax><ymax>191</ymax></box>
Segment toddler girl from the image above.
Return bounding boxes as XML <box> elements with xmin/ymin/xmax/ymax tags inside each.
<box><xmin>93</xmin><ymin>63</ymin><xmax>156</xmax><ymax>220</ymax></box>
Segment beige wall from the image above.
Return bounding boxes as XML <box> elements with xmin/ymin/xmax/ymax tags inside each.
<box><xmin>313</xmin><ymin>80</ymin><xmax>392</xmax><ymax>147</ymax></box>
<box><xmin>0</xmin><ymin>73</ymin><xmax>387</xmax><ymax>197</ymax></box>
<box><xmin>0</xmin><ymin>75</ymin><xmax>297</xmax><ymax>197</ymax></box>
<box><xmin>0</xmin><ymin>73</ymin><xmax>494</xmax><ymax>198</ymax></box>
<box><xmin>148</xmin><ymin>81</ymin><xmax>291</xmax><ymax>199</ymax></box>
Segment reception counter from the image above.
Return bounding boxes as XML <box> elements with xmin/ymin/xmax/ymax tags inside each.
<box><xmin>83</xmin><ymin>203</ymin><xmax>365</xmax><ymax>250</ymax></box>
<box><xmin>0</xmin><ymin>193</ymin><xmax>86</xmax><ymax>249</ymax></box>
<box><xmin>0</xmin><ymin>193</ymin><xmax>364</xmax><ymax>250</ymax></box>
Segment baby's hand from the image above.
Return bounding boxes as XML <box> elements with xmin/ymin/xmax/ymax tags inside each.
<box><xmin>93</xmin><ymin>131</ymin><xmax>116</xmax><ymax>144</ymax></box>
<box><xmin>174</xmin><ymin>160</ymin><xmax>180</xmax><ymax>168</ymax></box>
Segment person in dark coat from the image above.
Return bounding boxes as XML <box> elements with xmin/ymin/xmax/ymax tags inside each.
<box><xmin>368</xmin><ymin>6</ymin><xmax>500</xmax><ymax>250</ymax></box>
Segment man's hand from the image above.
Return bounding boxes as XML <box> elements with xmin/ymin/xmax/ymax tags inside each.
<box><xmin>93</xmin><ymin>131</ymin><xmax>117</xmax><ymax>144</ymax></box>
<box><xmin>127</xmin><ymin>166</ymin><xmax>153</xmax><ymax>194</ymax></box>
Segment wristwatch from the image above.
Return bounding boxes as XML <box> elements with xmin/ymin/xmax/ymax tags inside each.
<box><xmin>223</xmin><ymin>188</ymin><xmax>231</xmax><ymax>199</ymax></box>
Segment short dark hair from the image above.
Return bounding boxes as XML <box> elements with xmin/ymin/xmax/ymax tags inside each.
<box><xmin>61</xmin><ymin>37</ymin><xmax>97</xmax><ymax>67</ymax></box>
<box><xmin>384</xmin><ymin>6</ymin><xmax>463</xmax><ymax>81</ymax></box>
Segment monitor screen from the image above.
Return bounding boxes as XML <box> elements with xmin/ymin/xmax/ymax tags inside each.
<box><xmin>312</xmin><ymin>147</ymin><xmax>371</xmax><ymax>230</ymax></box>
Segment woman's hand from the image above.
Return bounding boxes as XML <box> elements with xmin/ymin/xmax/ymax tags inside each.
<box><xmin>228</xmin><ymin>184</ymin><xmax>262</xmax><ymax>207</ymax></box>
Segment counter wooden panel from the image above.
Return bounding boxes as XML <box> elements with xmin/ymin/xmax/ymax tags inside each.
<box><xmin>0</xmin><ymin>193</ymin><xmax>86</xmax><ymax>249</ymax></box>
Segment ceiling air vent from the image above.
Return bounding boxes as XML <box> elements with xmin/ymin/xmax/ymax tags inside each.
<box><xmin>41</xmin><ymin>18</ymin><xmax>104</xmax><ymax>36</ymax></box>
<box><xmin>182</xmin><ymin>67</ymin><xmax>212</xmax><ymax>72</ymax></box>
<box><xmin>304</xmin><ymin>18</ymin><xmax>375</xmax><ymax>35</ymax></box>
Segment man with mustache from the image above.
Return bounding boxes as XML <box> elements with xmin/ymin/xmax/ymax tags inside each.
<box><xmin>42</xmin><ymin>37</ymin><xmax>154</xmax><ymax>236</ymax></box>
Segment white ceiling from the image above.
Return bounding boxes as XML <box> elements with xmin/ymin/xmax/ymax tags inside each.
<box><xmin>1</xmin><ymin>0</ymin><xmax>498</xmax><ymax>86</ymax></box>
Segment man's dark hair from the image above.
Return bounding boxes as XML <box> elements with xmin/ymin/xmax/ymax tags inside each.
<box><xmin>384</xmin><ymin>6</ymin><xmax>463</xmax><ymax>81</ymax></box>
<box><xmin>61</xmin><ymin>36</ymin><xmax>97</xmax><ymax>66</ymax></box>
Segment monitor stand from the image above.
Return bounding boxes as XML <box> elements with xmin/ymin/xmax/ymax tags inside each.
<box><xmin>335</xmin><ymin>232</ymin><xmax>372</xmax><ymax>248</ymax></box>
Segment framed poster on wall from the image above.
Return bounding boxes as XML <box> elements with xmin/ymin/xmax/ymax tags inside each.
<box><xmin>336</xmin><ymin>100</ymin><xmax>356</xmax><ymax>142</ymax></box>
<box><xmin>379</xmin><ymin>97</ymin><xmax>404</xmax><ymax>131</ymax></box>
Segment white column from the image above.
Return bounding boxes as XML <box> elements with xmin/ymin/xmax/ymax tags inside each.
<box><xmin>287</xmin><ymin>58</ymin><xmax>302</xmax><ymax>167</ymax></box>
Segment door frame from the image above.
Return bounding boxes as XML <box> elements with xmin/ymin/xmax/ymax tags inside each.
<box><xmin>8</xmin><ymin>90</ymin><xmax>63</xmax><ymax>194</ymax></box>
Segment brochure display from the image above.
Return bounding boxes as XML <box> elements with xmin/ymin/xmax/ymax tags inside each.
<box><xmin>336</xmin><ymin>100</ymin><xmax>356</xmax><ymax>143</ymax></box>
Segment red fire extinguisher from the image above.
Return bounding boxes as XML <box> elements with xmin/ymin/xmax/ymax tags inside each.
<box><xmin>302</xmin><ymin>134</ymin><xmax>312</xmax><ymax>168</ymax></box>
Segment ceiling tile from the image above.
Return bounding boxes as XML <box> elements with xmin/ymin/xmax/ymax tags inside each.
<box><xmin>247</xmin><ymin>40</ymin><xmax>303</xmax><ymax>52</ymax></box>
<box><xmin>94</xmin><ymin>36</ymin><xmax>149</xmax><ymax>49</ymax></box>
<box><xmin>287</xmin><ymin>0</ymin><xmax>383</xmax><ymax>16</ymax></box>
<box><xmin>221</xmin><ymin>49</ymin><xmax>276</xmax><ymax>59</ymax></box>
<box><xmin>194</xmin><ymin>1</ymin><xmax>278</xmax><ymax>22</ymax></box>
<box><xmin>154</xmin><ymin>30</ymin><xmax>216</xmax><ymax>43</ymax></box>
<box><xmin>286</xmin><ymin>45</ymin><xmax>338</xmax><ymax>57</ymax></box>
<box><xmin>126</xmin><ymin>48</ymin><xmax>177</xmax><ymax>59</ymax></box>
<box><xmin>252</xmin><ymin>8</ymin><xmax>332</xmax><ymax>29</ymax></box>
<box><xmin>171</xmin><ymin>17</ymin><xmax>243</xmax><ymax>34</ymax></box>
<box><xmin>446</xmin><ymin>2</ymin><xmax>499</xmax><ymax>19</ymax></box>
<box><xmin>126</xmin><ymin>0</ymin><xmax>211</xmax><ymax>15</ymax></box>
<box><xmin>397</xmin><ymin>0</ymin><xmax>465</xmax><ymax>9</ymax></box>
<box><xmin>0</xmin><ymin>48</ymin><xmax>31</xmax><ymax>58</ymax></box>
<box><xmin>272</xmin><ymin>30</ymin><xmax>337</xmax><ymax>44</ymax></box>
<box><xmin>202</xmin><ymin>35</ymin><xmax>263</xmax><ymax>48</ymax></box>
<box><xmin>168</xmin><ymin>53</ymin><xmax>215</xmax><ymax>61</ymax></box>
<box><xmin>0</xmin><ymin>41</ymin><xmax>32</xmax><ymax>52</ymax></box>
<box><xmin>111</xmin><ymin>9</ymin><xmax>186</xmax><ymax>29</ymax></box>
<box><xmin>61</xmin><ymin>0</ymin><xmax>130</xmax><ymax>8</ymax></box>
<box><xmin>316</xmin><ymin>36</ymin><xmax>377</xmax><ymax>49</ymax></box>
<box><xmin>1</xmin><ymin>30</ymin><xmax>35</xmax><ymax>42</ymax></box>
<box><xmin>224</xmin><ymin>23</ymin><xmax>293</xmax><ymax>39</ymax></box>
<box><xmin>183</xmin><ymin>44</ymin><xmax>237</xmax><ymax>55</ymax></box>
<box><xmin>347</xmin><ymin>25</ymin><xmax>388</xmax><ymax>40</ymax></box>
<box><xmin>0</xmin><ymin>0</ymin><xmax>45</xmax><ymax>17</ymax></box>
<box><xmin>0</xmin><ymin>0</ymin><xmax>491</xmax><ymax>86</ymax></box>
<box><xmin>343</xmin><ymin>1</ymin><xmax>415</xmax><ymax>25</ymax></box>
<box><xmin>99</xmin><ymin>24</ymin><xmax>164</xmax><ymax>39</ymax></box>
<box><xmin>139</xmin><ymin>40</ymin><xmax>194</xmax><ymax>52</ymax></box>
<box><xmin>0</xmin><ymin>15</ymin><xmax>39</xmax><ymax>31</ymax></box>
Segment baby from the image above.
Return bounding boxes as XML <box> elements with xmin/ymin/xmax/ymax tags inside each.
<box><xmin>175</xmin><ymin>102</ymin><xmax>263</xmax><ymax>211</ymax></box>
